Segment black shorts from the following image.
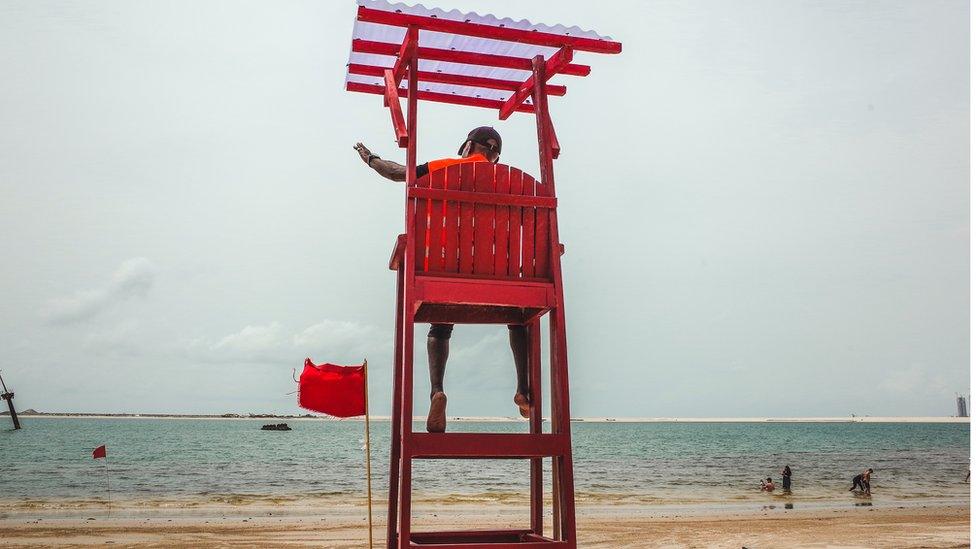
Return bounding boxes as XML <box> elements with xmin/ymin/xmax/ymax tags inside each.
<box><xmin>428</xmin><ymin>323</ymin><xmax>526</xmax><ymax>339</ymax></box>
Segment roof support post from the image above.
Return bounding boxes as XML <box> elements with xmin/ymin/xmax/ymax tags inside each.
<box><xmin>532</xmin><ymin>54</ymin><xmax>576</xmax><ymax>542</ymax></box>
<box><xmin>499</xmin><ymin>47</ymin><xmax>573</xmax><ymax>121</ymax></box>
<box><xmin>405</xmin><ymin>42</ymin><xmax>418</xmax><ymax>188</ymax></box>
<box><xmin>531</xmin><ymin>55</ymin><xmax>556</xmax><ymax>192</ymax></box>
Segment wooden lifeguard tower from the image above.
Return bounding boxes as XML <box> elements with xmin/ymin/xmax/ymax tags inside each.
<box><xmin>345</xmin><ymin>2</ymin><xmax>620</xmax><ymax>547</ymax></box>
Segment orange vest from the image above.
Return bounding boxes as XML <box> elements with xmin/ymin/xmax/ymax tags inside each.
<box><xmin>426</xmin><ymin>154</ymin><xmax>489</xmax><ymax>173</ymax></box>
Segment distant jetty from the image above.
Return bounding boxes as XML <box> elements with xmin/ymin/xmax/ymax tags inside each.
<box><xmin>261</xmin><ymin>423</ymin><xmax>291</xmax><ymax>431</ymax></box>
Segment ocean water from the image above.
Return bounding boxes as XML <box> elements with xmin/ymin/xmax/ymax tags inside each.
<box><xmin>0</xmin><ymin>418</ymin><xmax>969</xmax><ymax>515</ymax></box>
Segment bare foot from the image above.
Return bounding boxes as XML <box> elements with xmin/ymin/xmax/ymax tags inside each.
<box><xmin>427</xmin><ymin>392</ymin><xmax>447</xmax><ymax>433</ymax></box>
<box><xmin>514</xmin><ymin>393</ymin><xmax>531</xmax><ymax>419</ymax></box>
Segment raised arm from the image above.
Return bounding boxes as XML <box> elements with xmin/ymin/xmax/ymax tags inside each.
<box><xmin>354</xmin><ymin>142</ymin><xmax>407</xmax><ymax>182</ymax></box>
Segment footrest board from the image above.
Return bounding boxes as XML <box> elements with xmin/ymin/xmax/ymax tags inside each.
<box><xmin>405</xmin><ymin>433</ymin><xmax>569</xmax><ymax>459</ymax></box>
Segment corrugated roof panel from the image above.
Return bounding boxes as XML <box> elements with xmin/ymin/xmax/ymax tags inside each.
<box><xmin>346</xmin><ymin>0</ymin><xmax>618</xmax><ymax>108</ymax></box>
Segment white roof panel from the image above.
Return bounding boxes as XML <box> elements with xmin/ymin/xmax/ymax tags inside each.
<box><xmin>346</xmin><ymin>0</ymin><xmax>618</xmax><ymax>107</ymax></box>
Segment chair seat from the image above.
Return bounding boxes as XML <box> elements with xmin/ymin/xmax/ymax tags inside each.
<box><xmin>412</xmin><ymin>274</ymin><xmax>555</xmax><ymax>325</ymax></box>
<box><xmin>415</xmin><ymin>274</ymin><xmax>555</xmax><ymax>306</ymax></box>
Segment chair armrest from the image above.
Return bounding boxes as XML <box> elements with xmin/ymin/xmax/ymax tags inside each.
<box><xmin>389</xmin><ymin>234</ymin><xmax>407</xmax><ymax>270</ymax></box>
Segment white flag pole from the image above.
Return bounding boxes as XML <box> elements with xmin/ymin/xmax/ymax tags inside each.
<box><xmin>363</xmin><ymin>359</ymin><xmax>373</xmax><ymax>549</ymax></box>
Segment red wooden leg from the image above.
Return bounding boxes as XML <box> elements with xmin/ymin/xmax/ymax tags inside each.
<box><xmin>387</xmin><ymin>268</ymin><xmax>405</xmax><ymax>549</ymax></box>
<box><xmin>397</xmin><ymin>305</ymin><xmax>416</xmax><ymax>549</ymax></box>
<box><xmin>549</xmin><ymin>311</ymin><xmax>563</xmax><ymax>540</ymax></box>
<box><xmin>559</xmin><ymin>454</ymin><xmax>577</xmax><ymax>544</ymax></box>
<box><xmin>528</xmin><ymin>320</ymin><xmax>543</xmax><ymax>535</ymax></box>
<box><xmin>397</xmin><ymin>457</ymin><xmax>413</xmax><ymax>549</ymax></box>
<box><xmin>550</xmin><ymin>305</ymin><xmax>576</xmax><ymax>544</ymax></box>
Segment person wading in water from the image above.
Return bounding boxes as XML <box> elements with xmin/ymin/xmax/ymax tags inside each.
<box><xmin>848</xmin><ymin>468</ymin><xmax>873</xmax><ymax>495</ymax></box>
<box><xmin>353</xmin><ymin>127</ymin><xmax>532</xmax><ymax>433</ymax></box>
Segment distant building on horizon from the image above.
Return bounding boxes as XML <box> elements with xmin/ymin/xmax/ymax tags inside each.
<box><xmin>955</xmin><ymin>396</ymin><xmax>968</xmax><ymax>418</ymax></box>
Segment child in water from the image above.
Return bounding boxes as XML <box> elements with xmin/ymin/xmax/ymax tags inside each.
<box><xmin>848</xmin><ymin>468</ymin><xmax>873</xmax><ymax>495</ymax></box>
<box><xmin>760</xmin><ymin>477</ymin><xmax>776</xmax><ymax>491</ymax></box>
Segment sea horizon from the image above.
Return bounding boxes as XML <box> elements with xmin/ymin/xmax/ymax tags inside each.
<box><xmin>2</xmin><ymin>412</ymin><xmax>969</xmax><ymax>423</ymax></box>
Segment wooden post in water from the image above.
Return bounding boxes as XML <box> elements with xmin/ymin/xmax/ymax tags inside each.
<box><xmin>0</xmin><ymin>372</ymin><xmax>21</xmax><ymax>430</ymax></box>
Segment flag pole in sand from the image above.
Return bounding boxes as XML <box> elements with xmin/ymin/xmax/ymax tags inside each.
<box><xmin>104</xmin><ymin>453</ymin><xmax>111</xmax><ymax>515</ymax></box>
<box><xmin>363</xmin><ymin>359</ymin><xmax>373</xmax><ymax>549</ymax></box>
<box><xmin>92</xmin><ymin>445</ymin><xmax>110</xmax><ymax>514</ymax></box>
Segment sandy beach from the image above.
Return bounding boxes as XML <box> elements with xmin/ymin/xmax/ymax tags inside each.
<box><xmin>0</xmin><ymin>504</ymin><xmax>968</xmax><ymax>548</ymax></box>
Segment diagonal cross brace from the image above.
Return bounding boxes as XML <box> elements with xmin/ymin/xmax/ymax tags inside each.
<box><xmin>383</xmin><ymin>69</ymin><xmax>408</xmax><ymax>147</ymax></box>
<box><xmin>498</xmin><ymin>47</ymin><xmax>574</xmax><ymax>121</ymax></box>
<box><xmin>391</xmin><ymin>27</ymin><xmax>418</xmax><ymax>87</ymax></box>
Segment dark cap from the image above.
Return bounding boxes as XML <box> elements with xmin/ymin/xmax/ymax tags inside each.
<box><xmin>458</xmin><ymin>126</ymin><xmax>502</xmax><ymax>156</ymax></box>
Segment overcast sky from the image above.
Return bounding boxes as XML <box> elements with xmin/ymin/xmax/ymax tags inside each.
<box><xmin>0</xmin><ymin>0</ymin><xmax>968</xmax><ymax>417</ymax></box>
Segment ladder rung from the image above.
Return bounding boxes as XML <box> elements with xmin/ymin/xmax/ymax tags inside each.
<box><xmin>409</xmin><ymin>528</ymin><xmax>567</xmax><ymax>547</ymax></box>
<box><xmin>410</xmin><ymin>541</ymin><xmax>569</xmax><ymax>548</ymax></box>
<box><xmin>405</xmin><ymin>433</ymin><xmax>569</xmax><ymax>459</ymax></box>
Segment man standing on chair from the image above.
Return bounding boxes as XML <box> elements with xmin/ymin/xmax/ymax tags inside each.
<box><xmin>353</xmin><ymin>127</ymin><xmax>532</xmax><ymax>433</ymax></box>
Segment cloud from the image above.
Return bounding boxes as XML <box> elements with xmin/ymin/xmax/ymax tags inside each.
<box><xmin>187</xmin><ymin>318</ymin><xmax>386</xmax><ymax>365</ymax></box>
<box><xmin>43</xmin><ymin>257</ymin><xmax>156</xmax><ymax>324</ymax></box>
<box><xmin>212</xmin><ymin>322</ymin><xmax>285</xmax><ymax>356</ymax></box>
<box><xmin>83</xmin><ymin>320</ymin><xmax>144</xmax><ymax>357</ymax></box>
<box><xmin>293</xmin><ymin>319</ymin><xmax>379</xmax><ymax>359</ymax></box>
<box><xmin>879</xmin><ymin>366</ymin><xmax>950</xmax><ymax>397</ymax></box>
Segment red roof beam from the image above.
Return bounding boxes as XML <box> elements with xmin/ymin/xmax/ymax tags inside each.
<box><xmin>499</xmin><ymin>47</ymin><xmax>573</xmax><ymax>120</ymax></box>
<box><xmin>391</xmin><ymin>26</ymin><xmax>418</xmax><ymax>86</ymax></box>
<box><xmin>348</xmin><ymin>64</ymin><xmax>567</xmax><ymax>97</ymax></box>
<box><xmin>382</xmin><ymin>69</ymin><xmax>408</xmax><ymax>148</ymax></box>
<box><xmin>347</xmin><ymin>81</ymin><xmax>535</xmax><ymax>114</ymax></box>
<box><xmin>351</xmin><ymin>39</ymin><xmax>591</xmax><ymax>77</ymax></box>
<box><xmin>356</xmin><ymin>6</ymin><xmax>622</xmax><ymax>55</ymax></box>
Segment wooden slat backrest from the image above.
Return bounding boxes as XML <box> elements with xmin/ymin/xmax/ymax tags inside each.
<box><xmin>410</xmin><ymin>163</ymin><xmax>555</xmax><ymax>281</ymax></box>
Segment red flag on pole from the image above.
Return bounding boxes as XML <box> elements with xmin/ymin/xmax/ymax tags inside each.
<box><xmin>92</xmin><ymin>445</ymin><xmax>106</xmax><ymax>459</ymax></box>
<box><xmin>299</xmin><ymin>358</ymin><xmax>366</xmax><ymax>417</ymax></box>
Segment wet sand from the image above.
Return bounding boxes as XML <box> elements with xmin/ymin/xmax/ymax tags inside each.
<box><xmin>0</xmin><ymin>504</ymin><xmax>968</xmax><ymax>548</ymax></box>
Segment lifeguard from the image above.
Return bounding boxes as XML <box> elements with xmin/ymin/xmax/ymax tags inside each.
<box><xmin>354</xmin><ymin>127</ymin><xmax>532</xmax><ymax>433</ymax></box>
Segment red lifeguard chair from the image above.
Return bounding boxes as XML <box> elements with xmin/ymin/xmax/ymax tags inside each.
<box><xmin>345</xmin><ymin>2</ymin><xmax>620</xmax><ymax>547</ymax></box>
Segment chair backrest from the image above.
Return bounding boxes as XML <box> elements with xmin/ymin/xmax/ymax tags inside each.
<box><xmin>408</xmin><ymin>162</ymin><xmax>556</xmax><ymax>281</ymax></box>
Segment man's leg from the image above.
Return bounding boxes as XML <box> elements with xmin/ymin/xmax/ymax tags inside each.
<box><xmin>508</xmin><ymin>325</ymin><xmax>531</xmax><ymax>418</ymax></box>
<box><xmin>426</xmin><ymin>324</ymin><xmax>452</xmax><ymax>433</ymax></box>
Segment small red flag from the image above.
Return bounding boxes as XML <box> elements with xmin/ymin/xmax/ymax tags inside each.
<box><xmin>92</xmin><ymin>445</ymin><xmax>106</xmax><ymax>459</ymax></box>
<box><xmin>299</xmin><ymin>358</ymin><xmax>366</xmax><ymax>417</ymax></box>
